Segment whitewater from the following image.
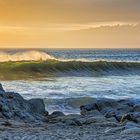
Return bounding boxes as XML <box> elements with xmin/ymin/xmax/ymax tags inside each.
<box><xmin>1</xmin><ymin>48</ymin><xmax>140</xmax><ymax>114</ymax></box>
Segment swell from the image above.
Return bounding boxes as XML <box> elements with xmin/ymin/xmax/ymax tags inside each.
<box><xmin>0</xmin><ymin>60</ymin><xmax>140</xmax><ymax>80</ymax></box>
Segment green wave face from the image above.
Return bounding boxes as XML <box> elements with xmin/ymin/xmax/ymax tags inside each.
<box><xmin>0</xmin><ymin>60</ymin><xmax>140</xmax><ymax>80</ymax></box>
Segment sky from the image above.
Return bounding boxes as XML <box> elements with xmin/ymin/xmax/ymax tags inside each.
<box><xmin>0</xmin><ymin>0</ymin><xmax>140</xmax><ymax>48</ymax></box>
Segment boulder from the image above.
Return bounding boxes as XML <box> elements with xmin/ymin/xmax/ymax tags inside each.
<box><xmin>95</xmin><ymin>98</ymin><xmax>118</xmax><ymax>112</ymax></box>
<box><xmin>80</xmin><ymin>98</ymin><xmax>119</xmax><ymax>116</ymax></box>
<box><xmin>0</xmin><ymin>92</ymin><xmax>29</xmax><ymax>119</ymax></box>
<box><xmin>80</xmin><ymin>98</ymin><xmax>139</xmax><ymax>123</ymax></box>
<box><xmin>50</xmin><ymin>111</ymin><xmax>65</xmax><ymax>118</ymax></box>
<box><xmin>80</xmin><ymin>103</ymin><xmax>97</xmax><ymax>115</ymax></box>
<box><xmin>28</xmin><ymin>98</ymin><xmax>46</xmax><ymax>115</ymax></box>
<box><xmin>0</xmin><ymin>84</ymin><xmax>48</xmax><ymax>122</ymax></box>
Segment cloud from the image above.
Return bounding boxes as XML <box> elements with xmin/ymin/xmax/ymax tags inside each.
<box><xmin>0</xmin><ymin>23</ymin><xmax>139</xmax><ymax>48</ymax></box>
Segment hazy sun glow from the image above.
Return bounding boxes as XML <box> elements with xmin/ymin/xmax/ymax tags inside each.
<box><xmin>0</xmin><ymin>0</ymin><xmax>140</xmax><ymax>48</ymax></box>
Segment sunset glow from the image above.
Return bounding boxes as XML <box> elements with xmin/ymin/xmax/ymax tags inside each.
<box><xmin>0</xmin><ymin>0</ymin><xmax>140</xmax><ymax>48</ymax></box>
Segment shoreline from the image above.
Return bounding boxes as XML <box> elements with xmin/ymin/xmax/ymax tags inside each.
<box><xmin>0</xmin><ymin>84</ymin><xmax>140</xmax><ymax>139</ymax></box>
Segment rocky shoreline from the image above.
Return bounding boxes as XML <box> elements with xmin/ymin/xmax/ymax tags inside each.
<box><xmin>0</xmin><ymin>84</ymin><xmax>140</xmax><ymax>140</ymax></box>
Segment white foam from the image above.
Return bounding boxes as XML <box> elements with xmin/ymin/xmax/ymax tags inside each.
<box><xmin>0</xmin><ymin>51</ymin><xmax>56</xmax><ymax>62</ymax></box>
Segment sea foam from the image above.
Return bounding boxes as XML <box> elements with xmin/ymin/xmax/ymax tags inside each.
<box><xmin>0</xmin><ymin>51</ymin><xmax>56</xmax><ymax>62</ymax></box>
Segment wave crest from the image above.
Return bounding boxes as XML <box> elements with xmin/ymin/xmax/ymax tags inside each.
<box><xmin>0</xmin><ymin>51</ymin><xmax>56</xmax><ymax>62</ymax></box>
<box><xmin>0</xmin><ymin>60</ymin><xmax>140</xmax><ymax>80</ymax></box>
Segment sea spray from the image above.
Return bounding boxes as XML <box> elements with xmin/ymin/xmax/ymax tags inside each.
<box><xmin>0</xmin><ymin>51</ymin><xmax>56</xmax><ymax>62</ymax></box>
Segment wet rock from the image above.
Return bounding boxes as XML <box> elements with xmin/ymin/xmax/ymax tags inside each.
<box><xmin>81</xmin><ymin>109</ymin><xmax>103</xmax><ymax>117</ymax></box>
<box><xmin>80</xmin><ymin>98</ymin><xmax>118</xmax><ymax>116</ymax></box>
<box><xmin>95</xmin><ymin>99</ymin><xmax>118</xmax><ymax>112</ymax></box>
<box><xmin>80</xmin><ymin>98</ymin><xmax>139</xmax><ymax>124</ymax></box>
<box><xmin>65</xmin><ymin>119</ymin><xmax>82</xmax><ymax>126</ymax></box>
<box><xmin>49</xmin><ymin>114</ymin><xmax>81</xmax><ymax>123</ymax></box>
<box><xmin>68</xmin><ymin>97</ymin><xmax>95</xmax><ymax>108</ymax></box>
<box><xmin>120</xmin><ymin>113</ymin><xmax>138</xmax><ymax>123</ymax></box>
<box><xmin>44</xmin><ymin>111</ymin><xmax>49</xmax><ymax>116</ymax></box>
<box><xmin>126</xmin><ymin>112</ymin><xmax>140</xmax><ymax>123</ymax></box>
<box><xmin>82</xmin><ymin>116</ymin><xmax>107</xmax><ymax>125</ymax></box>
<box><xmin>117</xmin><ymin>99</ymin><xmax>135</xmax><ymax>106</ymax></box>
<box><xmin>133</xmin><ymin>104</ymin><xmax>140</xmax><ymax>112</ymax></box>
<box><xmin>104</xmin><ymin>110</ymin><xmax>116</xmax><ymax>118</ymax></box>
<box><xmin>80</xmin><ymin>103</ymin><xmax>97</xmax><ymax>115</ymax></box>
<box><xmin>50</xmin><ymin>111</ymin><xmax>65</xmax><ymax>118</ymax></box>
<box><xmin>1</xmin><ymin>92</ymin><xmax>24</xmax><ymax>100</ymax></box>
<box><xmin>62</xmin><ymin>114</ymin><xmax>82</xmax><ymax>123</ymax></box>
<box><xmin>28</xmin><ymin>98</ymin><xmax>46</xmax><ymax>115</ymax></box>
<box><xmin>2</xmin><ymin>121</ymin><xmax>12</xmax><ymax>127</ymax></box>
<box><xmin>103</xmin><ymin>105</ymin><xmax>133</xmax><ymax>122</ymax></box>
<box><xmin>0</xmin><ymin>84</ymin><xmax>48</xmax><ymax>122</ymax></box>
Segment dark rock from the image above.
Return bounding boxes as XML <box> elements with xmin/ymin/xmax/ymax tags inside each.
<box><xmin>104</xmin><ymin>110</ymin><xmax>116</xmax><ymax>118</ymax></box>
<box><xmin>80</xmin><ymin>98</ymin><xmax>119</xmax><ymax>116</ymax></box>
<box><xmin>128</xmin><ymin>112</ymin><xmax>140</xmax><ymax>123</ymax></box>
<box><xmin>2</xmin><ymin>121</ymin><xmax>12</xmax><ymax>127</ymax></box>
<box><xmin>82</xmin><ymin>116</ymin><xmax>107</xmax><ymax>125</ymax></box>
<box><xmin>65</xmin><ymin>119</ymin><xmax>82</xmax><ymax>126</ymax></box>
<box><xmin>80</xmin><ymin>98</ymin><xmax>139</xmax><ymax>124</ymax></box>
<box><xmin>49</xmin><ymin>114</ymin><xmax>81</xmax><ymax>124</ymax></box>
<box><xmin>120</xmin><ymin>113</ymin><xmax>138</xmax><ymax>123</ymax></box>
<box><xmin>80</xmin><ymin>103</ymin><xmax>97</xmax><ymax>112</ymax></box>
<box><xmin>0</xmin><ymin>84</ymin><xmax>48</xmax><ymax>122</ymax></box>
<box><xmin>50</xmin><ymin>111</ymin><xmax>65</xmax><ymax>118</ymax></box>
<box><xmin>1</xmin><ymin>92</ymin><xmax>24</xmax><ymax>100</ymax></box>
<box><xmin>44</xmin><ymin>111</ymin><xmax>49</xmax><ymax>116</ymax></box>
<box><xmin>80</xmin><ymin>103</ymin><xmax>97</xmax><ymax>115</ymax></box>
<box><xmin>28</xmin><ymin>98</ymin><xmax>46</xmax><ymax>115</ymax></box>
<box><xmin>133</xmin><ymin>104</ymin><xmax>140</xmax><ymax>112</ymax></box>
<box><xmin>95</xmin><ymin>99</ymin><xmax>118</xmax><ymax>112</ymax></box>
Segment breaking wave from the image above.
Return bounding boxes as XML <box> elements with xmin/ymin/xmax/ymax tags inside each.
<box><xmin>0</xmin><ymin>50</ymin><xmax>140</xmax><ymax>80</ymax></box>
<box><xmin>0</xmin><ymin>51</ymin><xmax>56</xmax><ymax>62</ymax></box>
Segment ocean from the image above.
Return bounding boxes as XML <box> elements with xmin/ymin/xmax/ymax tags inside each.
<box><xmin>0</xmin><ymin>48</ymin><xmax>140</xmax><ymax>114</ymax></box>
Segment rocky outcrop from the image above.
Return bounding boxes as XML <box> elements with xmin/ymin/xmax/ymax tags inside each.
<box><xmin>79</xmin><ymin>98</ymin><xmax>140</xmax><ymax>136</ymax></box>
<box><xmin>0</xmin><ymin>84</ymin><xmax>48</xmax><ymax>122</ymax></box>
<box><xmin>80</xmin><ymin>98</ymin><xmax>138</xmax><ymax>122</ymax></box>
<box><xmin>1</xmin><ymin>83</ymin><xmax>140</xmax><ymax>139</ymax></box>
